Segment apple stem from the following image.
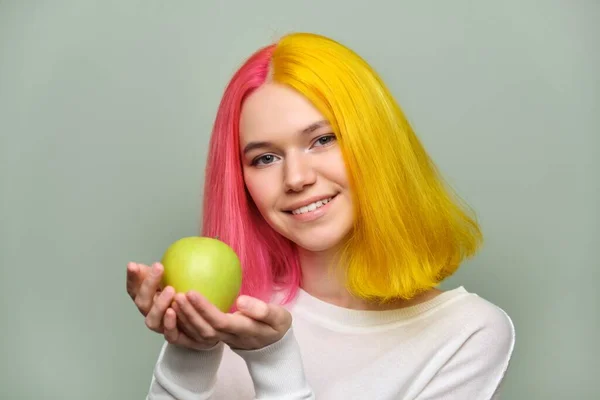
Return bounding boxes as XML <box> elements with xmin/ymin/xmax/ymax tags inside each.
<box><xmin>215</xmin><ymin>235</ymin><xmax>219</xmax><ymax>240</ymax></box>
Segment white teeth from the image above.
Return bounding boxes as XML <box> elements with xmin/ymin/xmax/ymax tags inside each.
<box><xmin>292</xmin><ymin>197</ymin><xmax>332</xmax><ymax>215</ymax></box>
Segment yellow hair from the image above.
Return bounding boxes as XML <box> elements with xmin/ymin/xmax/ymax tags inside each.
<box><xmin>271</xmin><ymin>33</ymin><xmax>483</xmax><ymax>302</ymax></box>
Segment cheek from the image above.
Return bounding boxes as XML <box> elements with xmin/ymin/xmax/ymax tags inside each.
<box><xmin>243</xmin><ymin>169</ymin><xmax>277</xmax><ymax>213</ymax></box>
<box><xmin>326</xmin><ymin>150</ymin><xmax>351</xmax><ymax>188</ymax></box>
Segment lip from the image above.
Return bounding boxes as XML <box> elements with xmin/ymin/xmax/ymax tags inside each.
<box><xmin>282</xmin><ymin>194</ymin><xmax>338</xmax><ymax>213</ymax></box>
<box><xmin>284</xmin><ymin>194</ymin><xmax>338</xmax><ymax>222</ymax></box>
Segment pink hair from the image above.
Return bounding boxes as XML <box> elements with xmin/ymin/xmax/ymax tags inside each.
<box><xmin>201</xmin><ymin>44</ymin><xmax>301</xmax><ymax>307</ymax></box>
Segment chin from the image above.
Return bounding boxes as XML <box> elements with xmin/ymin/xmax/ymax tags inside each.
<box><xmin>285</xmin><ymin>227</ymin><xmax>351</xmax><ymax>253</ymax></box>
<box><xmin>294</xmin><ymin>237</ymin><xmax>341</xmax><ymax>252</ymax></box>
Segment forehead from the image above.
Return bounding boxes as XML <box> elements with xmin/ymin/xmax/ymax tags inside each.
<box><xmin>239</xmin><ymin>83</ymin><xmax>325</xmax><ymax>140</ymax></box>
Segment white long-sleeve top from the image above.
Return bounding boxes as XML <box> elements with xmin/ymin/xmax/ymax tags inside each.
<box><xmin>146</xmin><ymin>286</ymin><xmax>515</xmax><ymax>399</ymax></box>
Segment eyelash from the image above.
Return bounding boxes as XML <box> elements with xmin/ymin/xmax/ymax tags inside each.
<box><xmin>251</xmin><ymin>134</ymin><xmax>336</xmax><ymax>166</ymax></box>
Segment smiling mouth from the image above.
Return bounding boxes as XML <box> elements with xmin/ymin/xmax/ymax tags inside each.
<box><xmin>284</xmin><ymin>194</ymin><xmax>338</xmax><ymax>215</ymax></box>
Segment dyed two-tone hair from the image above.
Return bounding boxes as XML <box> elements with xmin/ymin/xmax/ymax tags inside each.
<box><xmin>202</xmin><ymin>32</ymin><xmax>483</xmax><ymax>306</ymax></box>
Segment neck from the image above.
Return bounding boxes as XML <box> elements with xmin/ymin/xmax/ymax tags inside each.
<box><xmin>297</xmin><ymin>246</ymin><xmax>349</xmax><ymax>303</ymax></box>
<box><xmin>296</xmin><ymin>246</ymin><xmax>443</xmax><ymax>311</ymax></box>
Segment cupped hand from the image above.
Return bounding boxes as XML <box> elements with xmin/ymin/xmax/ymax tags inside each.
<box><xmin>126</xmin><ymin>262</ymin><xmax>220</xmax><ymax>350</ymax></box>
<box><xmin>173</xmin><ymin>290</ymin><xmax>292</xmax><ymax>351</ymax></box>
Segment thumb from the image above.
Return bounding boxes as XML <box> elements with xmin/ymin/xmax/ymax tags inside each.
<box><xmin>236</xmin><ymin>296</ymin><xmax>290</xmax><ymax>329</ymax></box>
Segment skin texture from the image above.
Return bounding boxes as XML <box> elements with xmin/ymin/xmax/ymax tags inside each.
<box><xmin>240</xmin><ymin>83</ymin><xmax>354</xmax><ymax>255</ymax></box>
<box><xmin>239</xmin><ymin>83</ymin><xmax>361</xmax><ymax>307</ymax></box>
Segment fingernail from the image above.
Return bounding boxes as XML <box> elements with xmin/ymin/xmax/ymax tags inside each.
<box><xmin>237</xmin><ymin>296</ymin><xmax>250</xmax><ymax>310</ymax></box>
<box><xmin>152</xmin><ymin>263</ymin><xmax>162</xmax><ymax>276</ymax></box>
<box><xmin>187</xmin><ymin>291</ymin><xmax>199</xmax><ymax>303</ymax></box>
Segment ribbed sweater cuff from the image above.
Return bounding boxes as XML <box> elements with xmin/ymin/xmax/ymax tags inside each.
<box><xmin>152</xmin><ymin>342</ymin><xmax>224</xmax><ymax>399</ymax></box>
<box><xmin>232</xmin><ymin>328</ymin><xmax>314</xmax><ymax>399</ymax></box>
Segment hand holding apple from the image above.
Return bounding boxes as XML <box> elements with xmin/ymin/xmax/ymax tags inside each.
<box><xmin>126</xmin><ymin>261</ymin><xmax>220</xmax><ymax>350</ymax></box>
<box><xmin>174</xmin><ymin>289</ymin><xmax>293</xmax><ymax>351</ymax></box>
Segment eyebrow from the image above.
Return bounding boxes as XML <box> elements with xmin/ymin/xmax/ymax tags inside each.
<box><xmin>242</xmin><ymin>120</ymin><xmax>330</xmax><ymax>155</ymax></box>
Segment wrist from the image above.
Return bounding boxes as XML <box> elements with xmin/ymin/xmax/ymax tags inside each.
<box><xmin>153</xmin><ymin>340</ymin><xmax>225</xmax><ymax>391</ymax></box>
<box><xmin>232</xmin><ymin>327</ymin><xmax>313</xmax><ymax>398</ymax></box>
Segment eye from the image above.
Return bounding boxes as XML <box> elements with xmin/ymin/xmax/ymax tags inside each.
<box><xmin>251</xmin><ymin>154</ymin><xmax>279</xmax><ymax>166</ymax></box>
<box><xmin>313</xmin><ymin>134</ymin><xmax>336</xmax><ymax>148</ymax></box>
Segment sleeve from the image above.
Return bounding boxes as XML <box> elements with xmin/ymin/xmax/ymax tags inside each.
<box><xmin>146</xmin><ymin>341</ymin><xmax>225</xmax><ymax>400</ymax></box>
<box><xmin>415</xmin><ymin>309</ymin><xmax>516</xmax><ymax>400</ymax></box>
<box><xmin>232</xmin><ymin>327</ymin><xmax>315</xmax><ymax>400</ymax></box>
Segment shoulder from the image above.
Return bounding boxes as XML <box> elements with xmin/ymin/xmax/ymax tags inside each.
<box><xmin>436</xmin><ymin>287</ymin><xmax>516</xmax><ymax>362</ymax></box>
<box><xmin>460</xmin><ymin>289</ymin><xmax>514</xmax><ymax>339</ymax></box>
<box><xmin>411</xmin><ymin>288</ymin><xmax>516</xmax><ymax>398</ymax></box>
<box><xmin>434</xmin><ymin>287</ymin><xmax>514</xmax><ymax>330</ymax></box>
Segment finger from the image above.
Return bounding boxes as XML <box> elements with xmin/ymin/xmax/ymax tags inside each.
<box><xmin>126</xmin><ymin>262</ymin><xmax>141</xmax><ymax>298</ymax></box>
<box><xmin>187</xmin><ymin>291</ymin><xmax>261</xmax><ymax>336</ymax></box>
<box><xmin>134</xmin><ymin>263</ymin><xmax>163</xmax><ymax>316</ymax></box>
<box><xmin>163</xmin><ymin>307</ymin><xmax>178</xmax><ymax>339</ymax></box>
<box><xmin>175</xmin><ymin>293</ymin><xmax>219</xmax><ymax>341</ymax></box>
<box><xmin>186</xmin><ymin>291</ymin><xmax>235</xmax><ymax>330</ymax></box>
<box><xmin>127</xmin><ymin>262</ymin><xmax>153</xmax><ymax>299</ymax></box>
<box><xmin>172</xmin><ymin>302</ymin><xmax>236</xmax><ymax>345</ymax></box>
<box><xmin>163</xmin><ymin>308</ymin><xmax>199</xmax><ymax>347</ymax></box>
<box><xmin>237</xmin><ymin>296</ymin><xmax>290</xmax><ymax>329</ymax></box>
<box><xmin>172</xmin><ymin>301</ymin><xmax>201</xmax><ymax>339</ymax></box>
<box><xmin>144</xmin><ymin>286</ymin><xmax>175</xmax><ymax>332</ymax></box>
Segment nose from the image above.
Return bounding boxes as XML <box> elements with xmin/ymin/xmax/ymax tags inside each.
<box><xmin>283</xmin><ymin>152</ymin><xmax>316</xmax><ymax>192</ymax></box>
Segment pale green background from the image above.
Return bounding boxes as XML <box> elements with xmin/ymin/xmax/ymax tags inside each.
<box><xmin>1</xmin><ymin>1</ymin><xmax>598</xmax><ymax>399</ymax></box>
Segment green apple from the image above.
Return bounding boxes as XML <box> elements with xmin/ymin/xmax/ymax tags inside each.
<box><xmin>161</xmin><ymin>236</ymin><xmax>242</xmax><ymax>313</ymax></box>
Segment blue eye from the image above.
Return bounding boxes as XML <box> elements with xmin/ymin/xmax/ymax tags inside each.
<box><xmin>252</xmin><ymin>154</ymin><xmax>278</xmax><ymax>166</ymax></box>
<box><xmin>314</xmin><ymin>134</ymin><xmax>336</xmax><ymax>147</ymax></box>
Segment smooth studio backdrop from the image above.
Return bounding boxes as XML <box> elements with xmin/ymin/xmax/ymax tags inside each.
<box><xmin>1</xmin><ymin>1</ymin><xmax>598</xmax><ymax>399</ymax></box>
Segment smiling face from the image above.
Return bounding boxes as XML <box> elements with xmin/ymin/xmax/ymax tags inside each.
<box><xmin>239</xmin><ymin>82</ymin><xmax>354</xmax><ymax>253</ymax></box>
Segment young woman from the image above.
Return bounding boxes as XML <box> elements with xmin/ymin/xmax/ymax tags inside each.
<box><xmin>126</xmin><ymin>32</ymin><xmax>515</xmax><ymax>399</ymax></box>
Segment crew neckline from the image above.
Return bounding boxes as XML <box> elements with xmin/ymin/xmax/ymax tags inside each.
<box><xmin>290</xmin><ymin>286</ymin><xmax>470</xmax><ymax>328</ymax></box>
